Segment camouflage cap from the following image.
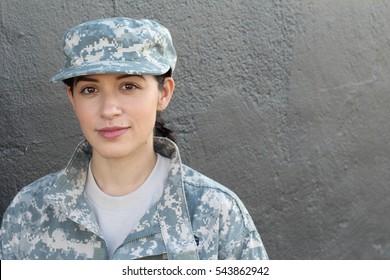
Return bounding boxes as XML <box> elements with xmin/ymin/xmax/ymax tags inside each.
<box><xmin>51</xmin><ymin>17</ymin><xmax>176</xmax><ymax>82</ymax></box>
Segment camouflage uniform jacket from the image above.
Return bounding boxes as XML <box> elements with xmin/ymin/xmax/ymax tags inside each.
<box><xmin>0</xmin><ymin>137</ymin><xmax>268</xmax><ymax>260</ymax></box>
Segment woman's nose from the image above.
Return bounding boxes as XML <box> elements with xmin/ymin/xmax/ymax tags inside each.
<box><xmin>100</xmin><ymin>93</ymin><xmax>122</xmax><ymax>119</ymax></box>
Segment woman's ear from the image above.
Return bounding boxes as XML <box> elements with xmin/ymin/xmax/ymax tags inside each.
<box><xmin>157</xmin><ymin>77</ymin><xmax>175</xmax><ymax>111</ymax></box>
<box><xmin>67</xmin><ymin>87</ymin><xmax>76</xmax><ymax>110</ymax></box>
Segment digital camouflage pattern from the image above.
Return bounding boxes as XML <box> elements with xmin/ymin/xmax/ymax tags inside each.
<box><xmin>51</xmin><ymin>17</ymin><xmax>177</xmax><ymax>82</ymax></box>
<box><xmin>0</xmin><ymin>137</ymin><xmax>268</xmax><ymax>260</ymax></box>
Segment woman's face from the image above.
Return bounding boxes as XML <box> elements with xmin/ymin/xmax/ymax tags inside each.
<box><xmin>67</xmin><ymin>74</ymin><xmax>174</xmax><ymax>161</ymax></box>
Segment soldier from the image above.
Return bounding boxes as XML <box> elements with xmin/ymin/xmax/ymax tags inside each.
<box><xmin>0</xmin><ymin>17</ymin><xmax>268</xmax><ymax>260</ymax></box>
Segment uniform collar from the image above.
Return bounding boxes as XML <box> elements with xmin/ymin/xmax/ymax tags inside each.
<box><xmin>44</xmin><ymin>140</ymin><xmax>100</xmax><ymax>235</ymax></box>
<box><xmin>154</xmin><ymin>138</ymin><xmax>200</xmax><ymax>259</ymax></box>
<box><xmin>44</xmin><ymin>137</ymin><xmax>199</xmax><ymax>259</ymax></box>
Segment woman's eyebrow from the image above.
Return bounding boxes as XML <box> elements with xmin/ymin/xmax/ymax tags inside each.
<box><xmin>74</xmin><ymin>77</ymin><xmax>99</xmax><ymax>85</ymax></box>
<box><xmin>116</xmin><ymin>74</ymin><xmax>145</xmax><ymax>80</ymax></box>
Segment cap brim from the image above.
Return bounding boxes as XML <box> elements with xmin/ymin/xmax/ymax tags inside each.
<box><xmin>51</xmin><ymin>59</ymin><xmax>170</xmax><ymax>82</ymax></box>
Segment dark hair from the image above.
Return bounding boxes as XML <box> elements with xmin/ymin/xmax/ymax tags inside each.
<box><xmin>155</xmin><ymin>111</ymin><xmax>176</xmax><ymax>142</ymax></box>
<box><xmin>63</xmin><ymin>69</ymin><xmax>176</xmax><ymax>142</ymax></box>
<box><xmin>153</xmin><ymin>69</ymin><xmax>176</xmax><ymax>142</ymax></box>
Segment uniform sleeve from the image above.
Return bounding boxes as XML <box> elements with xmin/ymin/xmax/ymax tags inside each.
<box><xmin>0</xmin><ymin>227</ymin><xmax>3</xmax><ymax>260</ymax></box>
<box><xmin>0</xmin><ymin>200</ymin><xmax>22</xmax><ymax>260</ymax></box>
<box><xmin>218</xmin><ymin>198</ymin><xmax>268</xmax><ymax>260</ymax></box>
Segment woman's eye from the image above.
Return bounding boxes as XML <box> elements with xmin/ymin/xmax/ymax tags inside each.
<box><xmin>122</xmin><ymin>83</ymin><xmax>137</xmax><ymax>90</ymax></box>
<box><xmin>80</xmin><ymin>87</ymin><xmax>97</xmax><ymax>95</ymax></box>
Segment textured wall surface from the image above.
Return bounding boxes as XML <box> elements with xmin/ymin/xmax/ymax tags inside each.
<box><xmin>1</xmin><ymin>0</ymin><xmax>390</xmax><ymax>259</ymax></box>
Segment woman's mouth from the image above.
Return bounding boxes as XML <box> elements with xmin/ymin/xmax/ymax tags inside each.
<box><xmin>97</xmin><ymin>126</ymin><xmax>129</xmax><ymax>139</ymax></box>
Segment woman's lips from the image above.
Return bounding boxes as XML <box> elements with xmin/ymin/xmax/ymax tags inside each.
<box><xmin>97</xmin><ymin>126</ymin><xmax>129</xmax><ymax>139</ymax></box>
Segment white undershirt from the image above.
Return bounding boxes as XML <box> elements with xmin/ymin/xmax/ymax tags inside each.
<box><xmin>85</xmin><ymin>153</ymin><xmax>171</xmax><ymax>257</ymax></box>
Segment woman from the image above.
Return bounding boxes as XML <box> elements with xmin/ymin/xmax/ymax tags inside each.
<box><xmin>0</xmin><ymin>17</ymin><xmax>268</xmax><ymax>260</ymax></box>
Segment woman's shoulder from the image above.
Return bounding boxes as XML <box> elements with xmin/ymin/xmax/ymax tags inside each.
<box><xmin>181</xmin><ymin>164</ymin><xmax>258</xmax><ymax>232</ymax></box>
<box><xmin>6</xmin><ymin>171</ymin><xmax>63</xmax><ymax>211</ymax></box>
<box><xmin>182</xmin><ymin>164</ymin><xmax>240</xmax><ymax>200</ymax></box>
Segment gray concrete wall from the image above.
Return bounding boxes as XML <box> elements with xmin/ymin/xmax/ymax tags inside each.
<box><xmin>1</xmin><ymin>0</ymin><xmax>390</xmax><ymax>259</ymax></box>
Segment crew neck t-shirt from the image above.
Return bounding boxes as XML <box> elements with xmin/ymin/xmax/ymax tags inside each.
<box><xmin>84</xmin><ymin>153</ymin><xmax>171</xmax><ymax>257</ymax></box>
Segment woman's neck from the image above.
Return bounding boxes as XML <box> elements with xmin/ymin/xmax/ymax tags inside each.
<box><xmin>90</xmin><ymin>145</ymin><xmax>157</xmax><ymax>196</ymax></box>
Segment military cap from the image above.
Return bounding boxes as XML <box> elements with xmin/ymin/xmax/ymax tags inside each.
<box><xmin>51</xmin><ymin>17</ymin><xmax>176</xmax><ymax>82</ymax></box>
